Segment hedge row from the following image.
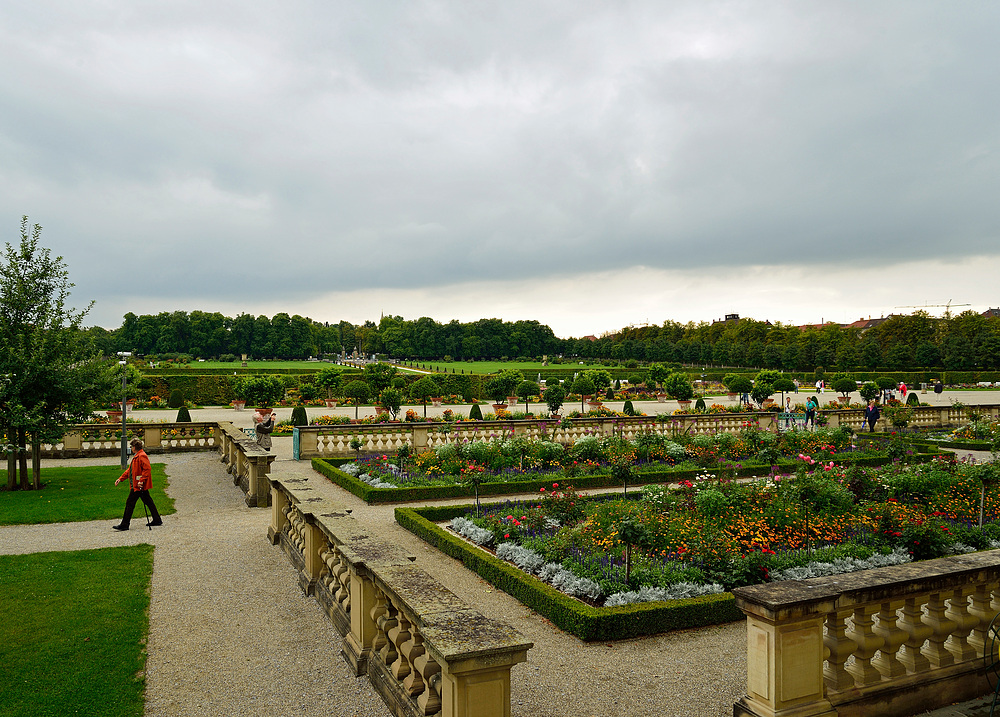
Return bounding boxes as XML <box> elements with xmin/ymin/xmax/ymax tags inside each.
<box><xmin>311</xmin><ymin>449</ymin><xmax>946</xmax><ymax>505</ymax></box>
<box><xmin>394</xmin><ymin>506</ymin><xmax>744</xmax><ymax>641</ymax></box>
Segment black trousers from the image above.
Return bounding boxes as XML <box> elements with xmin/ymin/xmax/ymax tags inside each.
<box><xmin>120</xmin><ymin>489</ymin><xmax>160</xmax><ymax>528</ymax></box>
<box><xmin>868</xmin><ymin>418</ymin><xmax>878</xmax><ymax>432</ymax></box>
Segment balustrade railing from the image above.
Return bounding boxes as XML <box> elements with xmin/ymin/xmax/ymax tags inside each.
<box><xmin>732</xmin><ymin>551</ymin><xmax>1000</xmax><ymax>717</ymax></box>
<box><xmin>269</xmin><ymin>476</ymin><xmax>532</xmax><ymax>717</ymax></box>
<box><xmin>292</xmin><ymin>404</ymin><xmax>1000</xmax><ymax>459</ymax></box>
<box><xmin>217</xmin><ymin>422</ymin><xmax>275</xmax><ymax>507</ymax></box>
<box><xmin>41</xmin><ymin>421</ymin><xmax>219</xmax><ymax>458</ymax></box>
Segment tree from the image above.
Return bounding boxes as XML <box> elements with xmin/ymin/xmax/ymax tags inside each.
<box><xmin>378</xmin><ymin>388</ymin><xmax>403</xmax><ymax>420</ymax></box>
<box><xmin>859</xmin><ymin>381</ymin><xmax>880</xmax><ymax>403</ymax></box>
<box><xmin>363</xmin><ymin>362</ymin><xmax>398</xmax><ymax>396</ymax></box>
<box><xmin>315</xmin><ymin>367</ymin><xmax>343</xmax><ymax>399</ymax></box>
<box><xmin>232</xmin><ymin>375</ymin><xmax>284</xmax><ymax>408</ymax></box>
<box><xmin>772</xmin><ymin>377</ymin><xmax>796</xmax><ymax>405</ymax></box>
<box><xmin>570</xmin><ymin>375</ymin><xmax>596</xmax><ymax>411</ymax></box>
<box><xmin>750</xmin><ymin>369</ymin><xmax>781</xmax><ymax>407</ymax></box>
<box><xmin>342</xmin><ymin>380</ymin><xmax>371</xmax><ymax>419</ymax></box>
<box><xmin>583</xmin><ymin>369</ymin><xmax>612</xmax><ymax>392</ymax></box>
<box><xmin>723</xmin><ymin>373</ymin><xmax>752</xmax><ymax>401</ymax></box>
<box><xmin>408</xmin><ymin>376</ymin><xmax>440</xmax><ymax>418</ymax></box>
<box><xmin>516</xmin><ymin>380</ymin><xmax>539</xmax><ymax>413</ymax></box>
<box><xmin>647</xmin><ymin>363</ymin><xmax>669</xmax><ymax>390</ymax></box>
<box><xmin>544</xmin><ymin>384</ymin><xmax>565</xmax><ymax>416</ymax></box>
<box><xmin>663</xmin><ymin>372</ymin><xmax>694</xmax><ymax>401</ymax></box>
<box><xmin>832</xmin><ymin>377</ymin><xmax>857</xmax><ymax>402</ymax></box>
<box><xmin>0</xmin><ymin>217</ymin><xmax>111</xmax><ymax>490</ymax></box>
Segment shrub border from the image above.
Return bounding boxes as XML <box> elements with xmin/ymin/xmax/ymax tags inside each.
<box><xmin>394</xmin><ymin>505</ymin><xmax>743</xmax><ymax>641</ymax></box>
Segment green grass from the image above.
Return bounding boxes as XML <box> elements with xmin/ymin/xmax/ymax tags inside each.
<box><xmin>0</xmin><ymin>545</ymin><xmax>153</xmax><ymax>717</ymax></box>
<box><xmin>162</xmin><ymin>360</ymin><xmax>325</xmax><ymax>370</ymax></box>
<box><xmin>397</xmin><ymin>360</ymin><xmax>620</xmax><ymax>374</ymax></box>
<box><xmin>0</xmin><ymin>465</ymin><xmax>174</xmax><ymax>525</ymax></box>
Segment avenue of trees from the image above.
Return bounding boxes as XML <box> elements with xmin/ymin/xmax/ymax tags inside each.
<box><xmin>87</xmin><ymin>309</ymin><xmax>1000</xmax><ymax>372</ymax></box>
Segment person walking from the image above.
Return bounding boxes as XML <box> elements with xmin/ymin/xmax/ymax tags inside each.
<box><xmin>805</xmin><ymin>395</ymin><xmax>818</xmax><ymax>428</ymax></box>
<box><xmin>899</xmin><ymin>381</ymin><xmax>907</xmax><ymax>399</ymax></box>
<box><xmin>934</xmin><ymin>379</ymin><xmax>944</xmax><ymax>397</ymax></box>
<box><xmin>793</xmin><ymin>378</ymin><xmax>800</xmax><ymax>394</ymax></box>
<box><xmin>113</xmin><ymin>438</ymin><xmax>162</xmax><ymax>531</ymax></box>
<box><xmin>864</xmin><ymin>400</ymin><xmax>881</xmax><ymax>433</ymax></box>
<box><xmin>255</xmin><ymin>411</ymin><xmax>275</xmax><ymax>451</ymax></box>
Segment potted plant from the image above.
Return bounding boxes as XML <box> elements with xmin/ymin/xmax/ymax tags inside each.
<box><xmin>663</xmin><ymin>372</ymin><xmax>694</xmax><ymax>405</ymax></box>
<box><xmin>832</xmin><ymin>376</ymin><xmax>857</xmax><ymax>405</ymax></box>
<box><xmin>648</xmin><ymin>363</ymin><xmax>670</xmax><ymax>401</ymax></box>
<box><xmin>341</xmin><ymin>379</ymin><xmax>371</xmax><ymax>419</ymax></box>
<box><xmin>723</xmin><ymin>373</ymin><xmax>753</xmax><ymax>405</ymax></box>
<box><xmin>315</xmin><ymin>367</ymin><xmax>342</xmax><ymax>408</ymax></box>
<box><xmin>232</xmin><ymin>375</ymin><xmax>284</xmax><ymax>415</ymax></box>
<box><xmin>378</xmin><ymin>388</ymin><xmax>403</xmax><ymax>421</ymax></box>
<box><xmin>516</xmin><ymin>380</ymin><xmax>539</xmax><ymax>414</ymax></box>
<box><xmin>408</xmin><ymin>376</ymin><xmax>440</xmax><ymax>418</ymax></box>
<box><xmin>570</xmin><ymin>375</ymin><xmax>596</xmax><ymax>412</ymax></box>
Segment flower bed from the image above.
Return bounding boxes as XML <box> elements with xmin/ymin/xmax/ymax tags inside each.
<box><xmin>397</xmin><ymin>458</ymin><xmax>1000</xmax><ymax>639</ymax></box>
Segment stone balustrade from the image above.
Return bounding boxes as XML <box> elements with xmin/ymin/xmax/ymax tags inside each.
<box><xmin>269</xmin><ymin>476</ymin><xmax>532</xmax><ymax>717</ymax></box>
<box><xmin>216</xmin><ymin>422</ymin><xmax>275</xmax><ymax>507</ymax></box>
<box><xmin>41</xmin><ymin>421</ymin><xmax>219</xmax><ymax>458</ymax></box>
<box><xmin>292</xmin><ymin>404</ymin><xmax>1000</xmax><ymax>459</ymax></box>
<box><xmin>732</xmin><ymin>551</ymin><xmax>1000</xmax><ymax>717</ymax></box>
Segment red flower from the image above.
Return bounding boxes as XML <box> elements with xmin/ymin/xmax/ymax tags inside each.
<box><xmin>540</xmin><ymin>487</ymin><xmax>546</xmax><ymax>492</ymax></box>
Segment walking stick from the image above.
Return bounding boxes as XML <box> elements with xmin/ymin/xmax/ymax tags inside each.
<box><xmin>142</xmin><ymin>499</ymin><xmax>152</xmax><ymax>531</ymax></box>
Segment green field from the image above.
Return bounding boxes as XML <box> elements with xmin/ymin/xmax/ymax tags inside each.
<box><xmin>397</xmin><ymin>360</ymin><xmax>620</xmax><ymax>375</ymax></box>
<box><xmin>154</xmin><ymin>360</ymin><xmax>328</xmax><ymax>370</ymax></box>
<box><xmin>0</xmin><ymin>546</ymin><xmax>153</xmax><ymax>717</ymax></box>
<box><xmin>0</xmin><ymin>465</ymin><xmax>174</xmax><ymax>525</ymax></box>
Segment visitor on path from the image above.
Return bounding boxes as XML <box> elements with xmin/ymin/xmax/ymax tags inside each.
<box><xmin>934</xmin><ymin>379</ymin><xmax>944</xmax><ymax>397</ymax></box>
<box><xmin>113</xmin><ymin>439</ymin><xmax>162</xmax><ymax>531</ymax></box>
<box><xmin>899</xmin><ymin>382</ymin><xmax>907</xmax><ymax>398</ymax></box>
<box><xmin>805</xmin><ymin>396</ymin><xmax>818</xmax><ymax>428</ymax></box>
<box><xmin>815</xmin><ymin>379</ymin><xmax>824</xmax><ymax>394</ymax></box>
<box><xmin>784</xmin><ymin>397</ymin><xmax>794</xmax><ymax>429</ymax></box>
<box><xmin>255</xmin><ymin>411</ymin><xmax>275</xmax><ymax>451</ymax></box>
<box><xmin>793</xmin><ymin>378</ymin><xmax>800</xmax><ymax>393</ymax></box>
<box><xmin>864</xmin><ymin>401</ymin><xmax>881</xmax><ymax>433</ymax></box>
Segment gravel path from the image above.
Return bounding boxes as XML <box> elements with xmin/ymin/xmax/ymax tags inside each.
<box><xmin>0</xmin><ymin>443</ymin><xmax>747</xmax><ymax>717</ymax></box>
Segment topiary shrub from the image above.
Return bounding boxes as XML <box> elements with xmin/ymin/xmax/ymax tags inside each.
<box><xmin>290</xmin><ymin>405</ymin><xmax>308</xmax><ymax>426</ymax></box>
<box><xmin>469</xmin><ymin>403</ymin><xmax>483</xmax><ymax>420</ymax></box>
<box><xmin>694</xmin><ymin>397</ymin><xmax>706</xmax><ymax>411</ymax></box>
<box><xmin>605</xmin><ymin>386</ymin><xmax>614</xmax><ymax>400</ymax></box>
<box><xmin>168</xmin><ymin>389</ymin><xmax>184</xmax><ymax>409</ymax></box>
<box><xmin>623</xmin><ymin>400</ymin><xmax>636</xmax><ymax>416</ymax></box>
<box><xmin>906</xmin><ymin>392</ymin><xmax>919</xmax><ymax>406</ymax></box>
<box><xmin>176</xmin><ymin>406</ymin><xmax>192</xmax><ymax>422</ymax></box>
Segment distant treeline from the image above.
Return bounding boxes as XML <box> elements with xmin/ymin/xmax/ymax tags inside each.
<box><xmin>84</xmin><ymin>309</ymin><xmax>1000</xmax><ymax>371</ymax></box>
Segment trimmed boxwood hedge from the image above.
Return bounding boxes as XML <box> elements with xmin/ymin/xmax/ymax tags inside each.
<box><xmin>395</xmin><ymin>506</ymin><xmax>744</xmax><ymax>641</ymax></box>
<box><xmin>312</xmin><ymin>451</ymin><xmax>948</xmax><ymax>504</ymax></box>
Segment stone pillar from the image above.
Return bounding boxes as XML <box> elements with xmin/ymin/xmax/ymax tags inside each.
<box><xmin>268</xmin><ymin>480</ymin><xmax>289</xmax><ymax>545</ymax></box>
<box><xmin>144</xmin><ymin>425</ymin><xmax>163</xmax><ymax>450</ymax></box>
<box><xmin>246</xmin><ymin>455</ymin><xmax>275</xmax><ymax>507</ymax></box>
<box><xmin>343</xmin><ymin>564</ymin><xmax>379</xmax><ymax>676</ymax></box>
<box><xmin>297</xmin><ymin>427</ymin><xmax>319</xmax><ymax>459</ymax></box>
<box><xmin>298</xmin><ymin>515</ymin><xmax>326</xmax><ymax>596</ymax></box>
<box><xmin>412</xmin><ymin>426</ymin><xmax>428</xmax><ymax>453</ymax></box>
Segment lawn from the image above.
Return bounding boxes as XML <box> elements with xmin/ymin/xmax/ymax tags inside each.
<box><xmin>0</xmin><ymin>545</ymin><xmax>153</xmax><ymax>717</ymax></box>
<box><xmin>397</xmin><ymin>360</ymin><xmax>619</xmax><ymax>374</ymax></box>
<box><xmin>156</xmin><ymin>360</ymin><xmax>326</xmax><ymax>370</ymax></box>
<box><xmin>0</xmin><ymin>465</ymin><xmax>174</xmax><ymax>525</ymax></box>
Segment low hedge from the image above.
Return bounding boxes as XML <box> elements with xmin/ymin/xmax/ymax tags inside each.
<box><xmin>394</xmin><ymin>506</ymin><xmax>743</xmax><ymax>641</ymax></box>
<box><xmin>312</xmin><ymin>450</ymin><xmax>946</xmax><ymax>504</ymax></box>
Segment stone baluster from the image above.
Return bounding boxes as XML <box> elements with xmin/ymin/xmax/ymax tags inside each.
<box><xmin>375</xmin><ymin>591</ymin><xmax>399</xmax><ymax>665</ymax></box>
<box><xmin>846</xmin><ymin>604</ymin><xmax>885</xmax><ymax>686</ymax></box>
<box><xmin>945</xmin><ymin>586</ymin><xmax>978</xmax><ymax>662</ymax></box>
<box><xmin>968</xmin><ymin>582</ymin><xmax>999</xmax><ymax>654</ymax></box>
<box><xmin>923</xmin><ymin>591</ymin><xmax>956</xmax><ymax>668</ymax></box>
<box><xmin>388</xmin><ymin>609</ymin><xmax>413</xmax><ymax>681</ymax></box>
<box><xmin>414</xmin><ymin>653</ymin><xmax>442</xmax><ymax>715</ymax></box>
<box><xmin>872</xmin><ymin>599</ymin><xmax>907</xmax><ymax>679</ymax></box>
<box><xmin>899</xmin><ymin>595</ymin><xmax>933</xmax><ymax>674</ymax></box>
<box><xmin>824</xmin><ymin>609</ymin><xmax>857</xmax><ymax>690</ymax></box>
<box><xmin>401</xmin><ymin>627</ymin><xmax>427</xmax><ymax>698</ymax></box>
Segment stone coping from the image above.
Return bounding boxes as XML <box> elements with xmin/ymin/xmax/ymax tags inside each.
<box><xmin>733</xmin><ymin>549</ymin><xmax>1000</xmax><ymax>621</ymax></box>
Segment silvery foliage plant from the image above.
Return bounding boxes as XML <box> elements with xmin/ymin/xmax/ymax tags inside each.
<box><xmin>496</xmin><ymin>543</ymin><xmax>603</xmax><ymax>601</ymax></box>
<box><xmin>341</xmin><ymin>462</ymin><xmax>396</xmax><ymax>488</ymax></box>
<box><xmin>770</xmin><ymin>547</ymin><xmax>911</xmax><ymax>581</ymax></box>
<box><xmin>450</xmin><ymin>517</ymin><xmax>495</xmax><ymax>546</ymax></box>
<box><xmin>604</xmin><ymin>582</ymin><xmax>725</xmax><ymax>607</ymax></box>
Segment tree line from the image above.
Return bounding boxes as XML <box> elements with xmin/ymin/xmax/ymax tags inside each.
<box><xmin>85</xmin><ymin>309</ymin><xmax>1000</xmax><ymax>371</ymax></box>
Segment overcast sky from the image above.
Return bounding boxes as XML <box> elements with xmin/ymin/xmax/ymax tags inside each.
<box><xmin>2</xmin><ymin>1</ymin><xmax>998</xmax><ymax>337</ymax></box>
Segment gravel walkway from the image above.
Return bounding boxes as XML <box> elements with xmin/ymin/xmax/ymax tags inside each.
<box><xmin>0</xmin><ymin>442</ymin><xmax>746</xmax><ymax>717</ymax></box>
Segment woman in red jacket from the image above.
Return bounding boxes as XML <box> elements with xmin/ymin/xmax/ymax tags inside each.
<box><xmin>112</xmin><ymin>439</ymin><xmax>162</xmax><ymax>531</ymax></box>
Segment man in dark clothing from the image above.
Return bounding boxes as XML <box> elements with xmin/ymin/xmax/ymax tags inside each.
<box><xmin>864</xmin><ymin>401</ymin><xmax>881</xmax><ymax>433</ymax></box>
<box><xmin>112</xmin><ymin>439</ymin><xmax>162</xmax><ymax>531</ymax></box>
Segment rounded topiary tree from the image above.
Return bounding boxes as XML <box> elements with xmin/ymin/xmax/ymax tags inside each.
<box><xmin>663</xmin><ymin>372</ymin><xmax>694</xmax><ymax>401</ymax></box>
<box><xmin>832</xmin><ymin>377</ymin><xmax>857</xmax><ymax>402</ymax></box>
<box><xmin>168</xmin><ymin>388</ymin><xmax>184</xmax><ymax>409</ymax></box>
<box><xmin>315</xmin><ymin>367</ymin><xmax>342</xmax><ymax>400</ymax></box>
<box><xmin>724</xmin><ymin>373</ymin><xmax>753</xmax><ymax>401</ymax></box>
<box><xmin>515</xmin><ymin>380</ymin><xmax>539</xmax><ymax>413</ymax></box>
<box><xmin>570</xmin><ymin>375</ymin><xmax>596</xmax><ymax>411</ymax></box>
<box><xmin>176</xmin><ymin>406</ymin><xmax>192</xmax><ymax>422</ymax></box>
<box><xmin>342</xmin><ymin>379</ymin><xmax>371</xmax><ymax>419</ymax></box>
<box><xmin>647</xmin><ymin>363</ymin><xmax>669</xmax><ymax>391</ymax></box>
<box><xmin>772</xmin><ymin>378</ymin><xmax>796</xmax><ymax>405</ymax></box>
<box><xmin>544</xmin><ymin>384</ymin><xmax>565</xmax><ymax>416</ymax></box>
<box><xmin>409</xmin><ymin>376</ymin><xmax>440</xmax><ymax>418</ymax></box>
<box><xmin>906</xmin><ymin>391</ymin><xmax>919</xmax><ymax>406</ymax></box>
<box><xmin>378</xmin><ymin>388</ymin><xmax>403</xmax><ymax>420</ymax></box>
<box><xmin>233</xmin><ymin>375</ymin><xmax>284</xmax><ymax>408</ymax></box>
<box><xmin>290</xmin><ymin>405</ymin><xmax>308</xmax><ymax>426</ymax></box>
<box><xmin>859</xmin><ymin>381</ymin><xmax>880</xmax><ymax>403</ymax></box>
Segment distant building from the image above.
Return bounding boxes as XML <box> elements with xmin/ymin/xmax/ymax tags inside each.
<box><xmin>712</xmin><ymin>313</ymin><xmax>741</xmax><ymax>325</ymax></box>
<box><xmin>983</xmin><ymin>308</ymin><xmax>1000</xmax><ymax>318</ymax></box>
<box><xmin>841</xmin><ymin>316</ymin><xmax>891</xmax><ymax>332</ymax></box>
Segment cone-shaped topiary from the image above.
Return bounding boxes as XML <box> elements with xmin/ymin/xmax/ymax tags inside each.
<box><xmin>906</xmin><ymin>391</ymin><xmax>919</xmax><ymax>406</ymax></box>
<box><xmin>290</xmin><ymin>405</ymin><xmax>308</xmax><ymax>426</ymax></box>
<box><xmin>168</xmin><ymin>388</ymin><xmax>184</xmax><ymax>409</ymax></box>
<box><xmin>469</xmin><ymin>403</ymin><xmax>483</xmax><ymax>420</ymax></box>
<box><xmin>176</xmin><ymin>406</ymin><xmax>192</xmax><ymax>422</ymax></box>
<box><xmin>623</xmin><ymin>400</ymin><xmax>635</xmax><ymax>416</ymax></box>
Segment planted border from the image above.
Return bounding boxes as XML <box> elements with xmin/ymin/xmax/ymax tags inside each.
<box><xmin>313</xmin><ymin>451</ymin><xmax>947</xmax><ymax>505</ymax></box>
<box><xmin>395</xmin><ymin>505</ymin><xmax>743</xmax><ymax>641</ymax></box>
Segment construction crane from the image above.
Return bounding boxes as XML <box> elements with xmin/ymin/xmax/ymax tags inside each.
<box><xmin>895</xmin><ymin>300</ymin><xmax>971</xmax><ymax>320</ymax></box>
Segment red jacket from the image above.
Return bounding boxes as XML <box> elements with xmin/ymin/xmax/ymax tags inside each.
<box><xmin>119</xmin><ymin>450</ymin><xmax>152</xmax><ymax>491</ymax></box>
